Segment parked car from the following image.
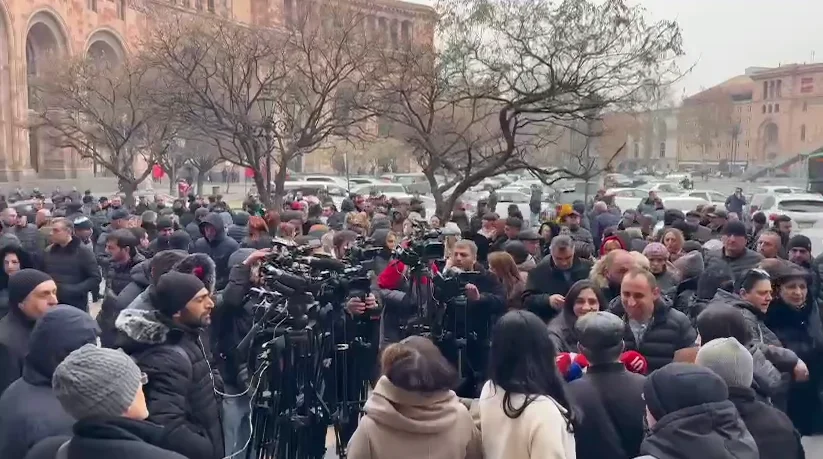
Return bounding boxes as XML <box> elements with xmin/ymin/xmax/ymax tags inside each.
<box><xmin>754</xmin><ymin>193</ymin><xmax>823</xmax><ymax>230</ymax></box>
<box><xmin>684</xmin><ymin>190</ymin><xmax>728</xmax><ymax>206</ymax></box>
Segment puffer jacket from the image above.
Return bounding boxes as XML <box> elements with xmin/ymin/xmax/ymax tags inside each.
<box><xmin>0</xmin><ymin>306</ymin><xmax>99</xmax><ymax>459</ymax></box>
<box><xmin>108</xmin><ymin>253</ymin><xmax>146</xmax><ymax>297</ymax></box>
<box><xmin>192</xmin><ymin>213</ymin><xmax>239</xmax><ymax>291</ymax></box>
<box><xmin>347</xmin><ymin>376</ymin><xmax>482</xmax><ymax>459</ymax></box>
<box><xmin>115</xmin><ymin>309</ymin><xmax>224</xmax><ymax>459</ymax></box>
<box><xmin>611</xmin><ymin>299</ymin><xmax>697</xmax><ymax>372</ymax></box>
<box><xmin>42</xmin><ymin>237</ymin><xmax>102</xmax><ymax>310</ymax></box>
<box><xmin>226</xmin><ymin>220</ymin><xmax>249</xmax><ymax>245</ymax></box>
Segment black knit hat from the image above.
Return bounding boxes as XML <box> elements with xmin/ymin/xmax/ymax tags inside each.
<box><xmin>643</xmin><ymin>363</ymin><xmax>728</xmax><ymax>421</ymax></box>
<box><xmin>8</xmin><ymin>269</ymin><xmax>53</xmax><ymax>308</ymax></box>
<box><xmin>156</xmin><ymin>216</ymin><xmax>174</xmax><ymax>230</ymax></box>
<box><xmin>787</xmin><ymin>235</ymin><xmax>812</xmax><ymax>252</ymax></box>
<box><xmin>152</xmin><ymin>272</ymin><xmax>206</xmax><ymax>317</ymax></box>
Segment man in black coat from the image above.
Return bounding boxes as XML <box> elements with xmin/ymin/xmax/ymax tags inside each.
<box><xmin>444</xmin><ymin>239</ymin><xmax>507</xmax><ymax>397</ymax></box>
<box><xmin>192</xmin><ymin>212</ymin><xmax>239</xmax><ymax>291</ymax></box>
<box><xmin>522</xmin><ymin>235</ymin><xmax>592</xmax><ymax>323</ymax></box>
<box><xmin>0</xmin><ymin>305</ymin><xmax>99</xmax><ymax>459</ymax></box>
<box><xmin>0</xmin><ymin>269</ymin><xmax>58</xmax><ymax>395</ymax></box>
<box><xmin>115</xmin><ymin>271</ymin><xmax>224</xmax><ymax>459</ymax></box>
<box><xmin>610</xmin><ymin>269</ymin><xmax>697</xmax><ymax>372</ymax></box>
<box><xmin>105</xmin><ymin>229</ymin><xmax>146</xmax><ymax>296</ymax></box>
<box><xmin>567</xmin><ymin>311</ymin><xmax>646</xmax><ymax>459</ymax></box>
<box><xmin>696</xmin><ymin>337</ymin><xmax>804</xmax><ymax>459</ymax></box>
<box><xmin>26</xmin><ymin>345</ymin><xmax>186</xmax><ymax>459</ymax></box>
<box><xmin>42</xmin><ymin>218</ymin><xmax>102</xmax><ymax>311</ymax></box>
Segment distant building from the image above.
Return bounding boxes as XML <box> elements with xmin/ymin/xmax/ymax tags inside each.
<box><xmin>0</xmin><ymin>0</ymin><xmax>434</xmax><ymax>181</ymax></box>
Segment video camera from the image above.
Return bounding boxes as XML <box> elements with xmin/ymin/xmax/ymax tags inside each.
<box><xmin>394</xmin><ymin>220</ymin><xmax>445</xmax><ymax>268</ymax></box>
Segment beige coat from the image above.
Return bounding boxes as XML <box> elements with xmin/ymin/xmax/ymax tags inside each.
<box><xmin>347</xmin><ymin>376</ymin><xmax>483</xmax><ymax>459</ymax></box>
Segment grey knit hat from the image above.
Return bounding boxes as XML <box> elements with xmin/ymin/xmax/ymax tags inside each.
<box><xmin>53</xmin><ymin>344</ymin><xmax>143</xmax><ymax>420</ymax></box>
<box><xmin>695</xmin><ymin>337</ymin><xmax>753</xmax><ymax>389</ymax></box>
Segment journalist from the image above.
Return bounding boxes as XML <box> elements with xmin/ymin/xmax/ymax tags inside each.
<box><xmin>442</xmin><ymin>240</ymin><xmax>506</xmax><ymax>396</ymax></box>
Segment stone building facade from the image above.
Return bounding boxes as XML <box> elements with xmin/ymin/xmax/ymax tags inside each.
<box><xmin>0</xmin><ymin>0</ymin><xmax>434</xmax><ymax>182</ymax></box>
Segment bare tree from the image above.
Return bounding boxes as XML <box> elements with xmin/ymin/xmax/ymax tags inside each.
<box><xmin>28</xmin><ymin>56</ymin><xmax>177</xmax><ymax>205</ymax></box>
<box><xmin>145</xmin><ymin>3</ymin><xmax>378</xmax><ymax>208</ymax></box>
<box><xmin>377</xmin><ymin>0</ymin><xmax>683</xmax><ymax>218</ymax></box>
<box><xmin>678</xmin><ymin>88</ymin><xmax>735</xmax><ymax>163</ymax></box>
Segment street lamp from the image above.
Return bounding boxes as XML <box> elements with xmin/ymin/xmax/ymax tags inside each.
<box><xmin>730</xmin><ymin>123</ymin><xmax>741</xmax><ymax>176</ymax></box>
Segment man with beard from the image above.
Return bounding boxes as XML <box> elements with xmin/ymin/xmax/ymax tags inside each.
<box><xmin>705</xmin><ymin>221</ymin><xmax>763</xmax><ymax>282</ymax></box>
<box><xmin>489</xmin><ymin>216</ymin><xmax>521</xmax><ymax>253</ymax></box>
<box><xmin>561</xmin><ymin>209</ymin><xmax>594</xmax><ymax>256</ymax></box>
<box><xmin>756</xmin><ymin>231</ymin><xmax>783</xmax><ymax>259</ymax></box>
<box><xmin>443</xmin><ymin>240</ymin><xmax>506</xmax><ymax>396</ymax></box>
<box><xmin>773</xmin><ymin>214</ymin><xmax>792</xmax><ymax>250</ymax></box>
<box><xmin>599</xmin><ymin>249</ymin><xmax>636</xmax><ymax>305</ymax></box>
<box><xmin>708</xmin><ymin>209</ymin><xmax>729</xmax><ymax>237</ymax></box>
<box><xmin>115</xmin><ymin>271</ymin><xmax>223</xmax><ymax>459</ymax></box>
<box><xmin>523</xmin><ymin>235</ymin><xmax>592</xmax><ymax>323</ymax></box>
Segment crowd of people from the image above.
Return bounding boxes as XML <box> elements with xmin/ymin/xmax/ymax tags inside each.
<box><xmin>0</xmin><ymin>184</ymin><xmax>817</xmax><ymax>459</ymax></box>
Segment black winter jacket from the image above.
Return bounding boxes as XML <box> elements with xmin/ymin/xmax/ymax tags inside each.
<box><xmin>192</xmin><ymin>213</ymin><xmax>239</xmax><ymax>291</ymax></box>
<box><xmin>640</xmin><ymin>400</ymin><xmax>758</xmax><ymax>459</ymax></box>
<box><xmin>547</xmin><ymin>311</ymin><xmax>579</xmax><ymax>353</ymax></box>
<box><xmin>99</xmin><ymin>260</ymin><xmax>153</xmax><ymax>348</ymax></box>
<box><xmin>727</xmin><ymin>386</ymin><xmax>805</xmax><ymax>459</ymax></box>
<box><xmin>0</xmin><ymin>307</ymin><xmax>34</xmax><ymax>395</ymax></box>
<box><xmin>522</xmin><ymin>257</ymin><xmax>593</xmax><ymax>323</ymax></box>
<box><xmin>0</xmin><ymin>245</ymin><xmax>36</xmax><ymax>317</ymax></box>
<box><xmin>214</xmin><ymin>254</ymin><xmax>255</xmax><ymax>387</ymax></box>
<box><xmin>24</xmin><ymin>417</ymin><xmax>187</xmax><ymax>459</ymax></box>
<box><xmin>766</xmin><ymin>297</ymin><xmax>823</xmax><ymax>435</ymax></box>
<box><xmin>611</xmin><ymin>299</ymin><xmax>697</xmax><ymax>372</ymax></box>
<box><xmin>0</xmin><ymin>306</ymin><xmax>99</xmax><ymax>459</ymax></box>
<box><xmin>116</xmin><ymin>309</ymin><xmax>224</xmax><ymax>459</ymax></box>
<box><xmin>42</xmin><ymin>237</ymin><xmax>101</xmax><ymax>310</ymax></box>
<box><xmin>567</xmin><ymin>362</ymin><xmax>646</xmax><ymax>459</ymax></box>
<box><xmin>108</xmin><ymin>253</ymin><xmax>146</xmax><ymax>297</ymax></box>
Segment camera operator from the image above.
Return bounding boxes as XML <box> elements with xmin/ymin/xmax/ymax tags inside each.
<box><xmin>443</xmin><ymin>240</ymin><xmax>506</xmax><ymax>396</ymax></box>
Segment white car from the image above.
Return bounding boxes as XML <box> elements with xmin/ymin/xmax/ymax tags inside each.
<box><xmin>685</xmin><ymin>190</ymin><xmax>729</xmax><ymax>206</ymax></box>
<box><xmin>606</xmin><ymin>188</ymin><xmax>707</xmax><ymax>213</ymax></box>
<box><xmin>638</xmin><ymin>182</ymin><xmax>684</xmax><ymax>196</ymax></box>
<box><xmin>757</xmin><ymin>193</ymin><xmax>823</xmax><ymax>229</ymax></box>
<box><xmin>351</xmin><ymin>183</ymin><xmax>409</xmax><ymax>195</ymax></box>
<box><xmin>751</xmin><ymin>186</ymin><xmax>807</xmax><ymax>195</ymax></box>
<box><xmin>301</xmin><ymin>175</ymin><xmax>348</xmax><ymax>187</ymax></box>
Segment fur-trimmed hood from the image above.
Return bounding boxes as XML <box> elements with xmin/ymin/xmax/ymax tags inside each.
<box><xmin>170</xmin><ymin>252</ymin><xmax>216</xmax><ymax>293</ymax></box>
<box><xmin>115</xmin><ymin>308</ymin><xmax>173</xmax><ymax>346</ymax></box>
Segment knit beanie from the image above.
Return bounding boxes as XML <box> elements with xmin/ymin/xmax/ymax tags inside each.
<box><xmin>787</xmin><ymin>235</ymin><xmax>812</xmax><ymax>252</ymax></box>
<box><xmin>644</xmin><ymin>363</ymin><xmax>728</xmax><ymax>421</ymax></box>
<box><xmin>642</xmin><ymin>242</ymin><xmax>668</xmax><ymax>258</ymax></box>
<box><xmin>156</xmin><ymin>216</ymin><xmax>174</xmax><ymax>230</ymax></box>
<box><xmin>53</xmin><ymin>344</ymin><xmax>143</xmax><ymax>420</ymax></box>
<box><xmin>8</xmin><ymin>269</ymin><xmax>53</xmax><ymax>308</ymax></box>
<box><xmin>152</xmin><ymin>271</ymin><xmax>206</xmax><ymax>317</ymax></box>
<box><xmin>695</xmin><ymin>337</ymin><xmax>753</xmax><ymax>389</ymax></box>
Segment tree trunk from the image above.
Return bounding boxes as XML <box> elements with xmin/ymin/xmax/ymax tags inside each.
<box><xmin>168</xmin><ymin>165</ymin><xmax>175</xmax><ymax>195</ymax></box>
<box><xmin>272</xmin><ymin>165</ymin><xmax>289</xmax><ymax>210</ymax></box>
<box><xmin>119</xmin><ymin>179</ymin><xmax>137</xmax><ymax>208</ymax></box>
<box><xmin>196</xmin><ymin>170</ymin><xmax>207</xmax><ymax>197</ymax></box>
<box><xmin>252</xmin><ymin>170</ymin><xmax>272</xmax><ymax>209</ymax></box>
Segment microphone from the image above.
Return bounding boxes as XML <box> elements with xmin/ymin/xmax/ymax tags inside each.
<box><xmin>555</xmin><ymin>352</ymin><xmax>589</xmax><ymax>382</ymax></box>
<box><xmin>307</xmin><ymin>257</ymin><xmax>346</xmax><ymax>272</ymax></box>
<box><xmin>619</xmin><ymin>351</ymin><xmax>648</xmax><ymax>375</ymax></box>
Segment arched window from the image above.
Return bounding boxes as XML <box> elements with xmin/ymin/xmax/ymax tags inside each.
<box><xmin>659</xmin><ymin>142</ymin><xmax>666</xmax><ymax>158</ymax></box>
<box><xmin>801</xmin><ymin>124</ymin><xmax>806</xmax><ymax>142</ymax></box>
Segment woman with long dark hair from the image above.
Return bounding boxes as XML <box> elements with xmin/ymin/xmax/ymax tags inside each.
<box><xmin>347</xmin><ymin>336</ymin><xmax>482</xmax><ymax>459</ymax></box>
<box><xmin>547</xmin><ymin>280</ymin><xmax>606</xmax><ymax>353</ymax></box>
<box><xmin>488</xmin><ymin>252</ymin><xmax>525</xmax><ymax>310</ymax></box>
<box><xmin>480</xmin><ymin>309</ymin><xmax>576</xmax><ymax>459</ymax></box>
<box><xmin>0</xmin><ymin>244</ymin><xmax>34</xmax><ymax>318</ymax></box>
<box><xmin>765</xmin><ymin>265</ymin><xmax>823</xmax><ymax>435</ymax></box>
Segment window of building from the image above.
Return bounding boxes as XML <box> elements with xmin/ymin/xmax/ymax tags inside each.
<box><xmin>769</xmin><ymin>80</ymin><xmax>775</xmax><ymax>98</ymax></box>
<box><xmin>117</xmin><ymin>0</ymin><xmax>125</xmax><ymax>19</ymax></box>
<box><xmin>762</xmin><ymin>104</ymin><xmax>766</xmax><ymax>113</ymax></box>
<box><xmin>659</xmin><ymin>142</ymin><xmax>665</xmax><ymax>158</ymax></box>
<box><xmin>775</xmin><ymin>103</ymin><xmax>779</xmax><ymax>112</ymax></box>
<box><xmin>768</xmin><ymin>104</ymin><xmax>772</xmax><ymax>113</ymax></box>
<box><xmin>777</xmin><ymin>80</ymin><xmax>782</xmax><ymax>97</ymax></box>
<box><xmin>803</xmin><ymin>102</ymin><xmax>808</xmax><ymax>112</ymax></box>
<box><xmin>208</xmin><ymin>0</ymin><xmax>214</xmax><ymax>12</ymax></box>
<box><xmin>746</xmin><ymin>140</ymin><xmax>750</xmax><ymax>147</ymax></box>
<box><xmin>87</xmin><ymin>0</ymin><xmax>97</xmax><ymax>12</ymax></box>
<box><xmin>763</xmin><ymin>81</ymin><xmax>768</xmax><ymax>99</ymax></box>
<box><xmin>801</xmin><ymin>124</ymin><xmax>806</xmax><ymax>142</ymax></box>
<box><xmin>634</xmin><ymin>143</ymin><xmax>639</xmax><ymax>158</ymax></box>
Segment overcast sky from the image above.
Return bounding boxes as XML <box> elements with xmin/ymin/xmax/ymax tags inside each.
<box><xmin>410</xmin><ymin>0</ymin><xmax>823</xmax><ymax>99</ymax></box>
